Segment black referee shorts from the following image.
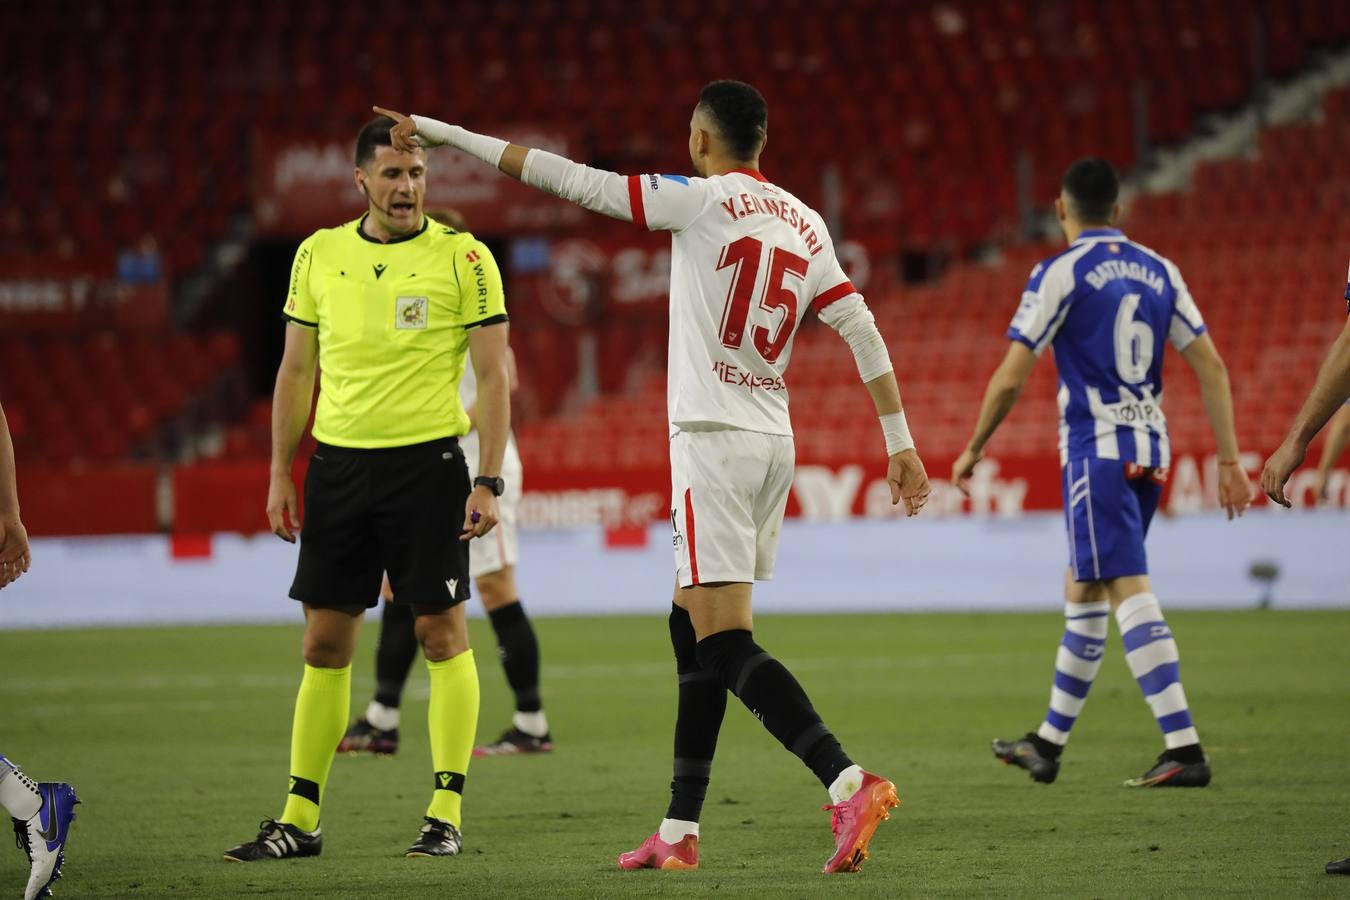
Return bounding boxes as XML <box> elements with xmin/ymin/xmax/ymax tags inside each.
<box><xmin>289</xmin><ymin>437</ymin><xmax>472</xmax><ymax>610</ymax></box>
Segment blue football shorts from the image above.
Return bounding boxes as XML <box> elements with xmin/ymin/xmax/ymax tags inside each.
<box><xmin>1061</xmin><ymin>457</ymin><xmax>1164</xmax><ymax>582</ymax></box>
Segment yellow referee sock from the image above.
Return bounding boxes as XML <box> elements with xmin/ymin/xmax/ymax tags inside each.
<box><xmin>279</xmin><ymin>663</ymin><xmax>351</xmax><ymax>832</ymax></box>
<box><xmin>426</xmin><ymin>650</ymin><xmax>480</xmax><ymax>827</ymax></box>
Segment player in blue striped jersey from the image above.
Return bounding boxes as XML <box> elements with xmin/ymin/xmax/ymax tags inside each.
<box><xmin>953</xmin><ymin>159</ymin><xmax>1252</xmax><ymax>787</ymax></box>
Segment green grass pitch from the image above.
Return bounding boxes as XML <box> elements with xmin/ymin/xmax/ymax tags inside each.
<box><xmin>1</xmin><ymin>609</ymin><xmax>1347</xmax><ymax>898</ymax></box>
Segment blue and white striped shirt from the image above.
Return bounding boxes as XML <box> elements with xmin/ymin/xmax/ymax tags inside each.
<box><xmin>1008</xmin><ymin>228</ymin><xmax>1207</xmax><ymax>468</ymax></box>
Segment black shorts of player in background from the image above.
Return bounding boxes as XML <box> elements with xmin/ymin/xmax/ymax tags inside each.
<box><xmin>290</xmin><ymin>437</ymin><xmax>471</xmax><ymax>610</ymax></box>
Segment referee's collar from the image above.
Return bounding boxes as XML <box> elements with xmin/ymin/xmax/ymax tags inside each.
<box><xmin>356</xmin><ymin>214</ymin><xmax>430</xmax><ymax>245</ymax></box>
<box><xmin>1073</xmin><ymin>227</ymin><xmax>1124</xmax><ymax>244</ymax></box>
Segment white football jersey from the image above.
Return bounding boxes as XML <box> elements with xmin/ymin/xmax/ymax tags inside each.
<box><xmin>627</xmin><ymin>170</ymin><xmax>858</xmax><ymax>436</ymax></box>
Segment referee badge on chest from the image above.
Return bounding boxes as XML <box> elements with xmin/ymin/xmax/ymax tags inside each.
<box><xmin>395</xmin><ymin>296</ymin><xmax>429</xmax><ymax>329</ymax></box>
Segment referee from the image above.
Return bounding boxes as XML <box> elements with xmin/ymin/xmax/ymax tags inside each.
<box><xmin>225</xmin><ymin>116</ymin><xmax>511</xmax><ymax>862</ymax></box>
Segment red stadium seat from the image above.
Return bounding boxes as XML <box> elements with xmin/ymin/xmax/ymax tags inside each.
<box><xmin>6</xmin><ymin>0</ymin><xmax>1349</xmax><ymax>469</ymax></box>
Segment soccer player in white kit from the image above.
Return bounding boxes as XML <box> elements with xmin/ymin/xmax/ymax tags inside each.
<box><xmin>375</xmin><ymin>80</ymin><xmax>930</xmax><ymax>873</ymax></box>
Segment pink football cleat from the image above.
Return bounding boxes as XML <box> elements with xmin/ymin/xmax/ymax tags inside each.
<box><xmin>617</xmin><ymin>831</ymin><xmax>699</xmax><ymax>870</ymax></box>
<box><xmin>821</xmin><ymin>771</ymin><xmax>900</xmax><ymax>873</ymax></box>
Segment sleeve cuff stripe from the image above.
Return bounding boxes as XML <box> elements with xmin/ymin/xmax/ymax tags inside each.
<box><xmin>283</xmin><ymin>313</ymin><xmax>318</xmax><ymax>328</ymax></box>
<box><xmin>811</xmin><ymin>280</ymin><xmax>857</xmax><ymax>312</ymax></box>
<box><xmin>628</xmin><ymin>175</ymin><xmax>648</xmax><ymax>230</ymax></box>
<box><xmin>465</xmin><ymin>313</ymin><xmax>509</xmax><ymax>330</ymax></box>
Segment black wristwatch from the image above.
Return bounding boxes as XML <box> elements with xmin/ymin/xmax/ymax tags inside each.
<box><xmin>474</xmin><ymin>475</ymin><xmax>505</xmax><ymax>497</ymax></box>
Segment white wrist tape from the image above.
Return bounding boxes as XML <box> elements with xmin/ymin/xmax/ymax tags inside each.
<box><xmin>880</xmin><ymin>411</ymin><xmax>915</xmax><ymax>456</ymax></box>
<box><xmin>411</xmin><ymin>116</ymin><xmax>508</xmax><ymax>168</ymax></box>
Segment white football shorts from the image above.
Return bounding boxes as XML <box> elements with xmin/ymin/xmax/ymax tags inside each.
<box><xmin>463</xmin><ymin>431</ymin><xmax>522</xmax><ymax>579</ymax></box>
<box><xmin>670</xmin><ymin>425</ymin><xmax>795</xmax><ymax>587</ymax></box>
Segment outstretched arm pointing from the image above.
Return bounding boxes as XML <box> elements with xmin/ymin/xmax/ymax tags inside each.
<box><xmin>374</xmin><ymin>105</ymin><xmax>669</xmax><ymax>226</ymax></box>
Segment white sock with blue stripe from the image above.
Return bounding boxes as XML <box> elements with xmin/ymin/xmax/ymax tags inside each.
<box><xmin>1115</xmin><ymin>593</ymin><xmax>1200</xmax><ymax>749</ymax></box>
<box><xmin>1036</xmin><ymin>599</ymin><xmax>1110</xmax><ymax>746</ymax></box>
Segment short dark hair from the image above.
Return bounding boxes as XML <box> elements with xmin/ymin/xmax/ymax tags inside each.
<box><xmin>697</xmin><ymin>80</ymin><xmax>768</xmax><ymax>161</ymax></box>
<box><xmin>1062</xmin><ymin>157</ymin><xmax>1119</xmax><ymax>223</ymax></box>
<box><xmin>355</xmin><ymin>116</ymin><xmax>396</xmax><ymax>168</ymax></box>
<box><xmin>426</xmin><ymin>207</ymin><xmax>468</xmax><ymax>231</ymax></box>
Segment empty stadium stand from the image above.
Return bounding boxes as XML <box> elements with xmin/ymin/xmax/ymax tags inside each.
<box><xmin>2</xmin><ymin>0</ymin><xmax>1347</xmax><ymax>499</ymax></box>
<box><xmin>516</xmin><ymin>83</ymin><xmax>1350</xmax><ymax>471</ymax></box>
<box><xmin>6</xmin><ymin>0</ymin><xmax>1347</xmax><ymax>271</ymax></box>
<box><xmin>0</xmin><ymin>330</ymin><xmax>243</xmax><ymax>463</ymax></box>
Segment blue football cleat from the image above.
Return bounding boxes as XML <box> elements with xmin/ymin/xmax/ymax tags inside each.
<box><xmin>12</xmin><ymin>782</ymin><xmax>79</xmax><ymax>900</ymax></box>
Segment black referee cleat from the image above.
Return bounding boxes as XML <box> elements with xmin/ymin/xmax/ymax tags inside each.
<box><xmin>405</xmin><ymin>817</ymin><xmax>462</xmax><ymax>857</ymax></box>
<box><xmin>992</xmin><ymin>733</ymin><xmax>1061</xmax><ymax>784</ymax></box>
<box><xmin>473</xmin><ymin>726</ymin><xmax>553</xmax><ymax>758</ymax></box>
<box><xmin>1123</xmin><ymin>750</ymin><xmax>1211</xmax><ymax>788</ymax></box>
<box><xmin>1327</xmin><ymin>857</ymin><xmax>1350</xmax><ymax>875</ymax></box>
<box><xmin>223</xmin><ymin>819</ymin><xmax>322</xmax><ymax>862</ymax></box>
<box><xmin>337</xmin><ymin>718</ymin><xmax>399</xmax><ymax>756</ymax></box>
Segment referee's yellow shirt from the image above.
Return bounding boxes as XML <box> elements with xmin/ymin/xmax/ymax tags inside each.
<box><xmin>282</xmin><ymin>215</ymin><xmax>507</xmax><ymax>449</ymax></box>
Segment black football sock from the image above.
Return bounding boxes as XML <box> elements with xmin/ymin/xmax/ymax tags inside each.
<box><xmin>696</xmin><ymin>629</ymin><xmax>854</xmax><ymax>790</ymax></box>
<box><xmin>665</xmin><ymin>605</ymin><xmax>727</xmax><ymax>823</ymax></box>
<box><xmin>374</xmin><ymin>600</ymin><xmax>419</xmax><ymax>709</ymax></box>
<box><xmin>1028</xmin><ymin>734</ymin><xmax>1063</xmax><ymax>760</ymax></box>
<box><xmin>1164</xmin><ymin>743</ymin><xmax>1205</xmax><ymax>765</ymax></box>
<box><xmin>488</xmin><ymin>600</ymin><xmax>543</xmax><ymax>714</ymax></box>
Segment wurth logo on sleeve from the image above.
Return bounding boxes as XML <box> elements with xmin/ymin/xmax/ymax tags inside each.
<box><xmin>466</xmin><ymin>250</ymin><xmax>481</xmax><ymax>263</ymax></box>
<box><xmin>288</xmin><ymin>246</ymin><xmax>309</xmax><ymax>298</ymax></box>
<box><xmin>474</xmin><ymin>263</ymin><xmax>488</xmax><ymax>315</ymax></box>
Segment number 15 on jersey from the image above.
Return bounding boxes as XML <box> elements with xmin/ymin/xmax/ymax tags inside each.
<box><xmin>716</xmin><ymin>236</ymin><xmax>810</xmax><ymax>365</ymax></box>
